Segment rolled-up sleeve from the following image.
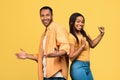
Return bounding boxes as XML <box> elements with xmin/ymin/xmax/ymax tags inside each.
<box><xmin>56</xmin><ymin>26</ymin><xmax>70</xmax><ymax>55</ymax></box>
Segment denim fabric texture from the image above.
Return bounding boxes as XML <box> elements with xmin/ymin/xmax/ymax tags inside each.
<box><xmin>70</xmin><ymin>60</ymin><xmax>94</xmax><ymax>80</ymax></box>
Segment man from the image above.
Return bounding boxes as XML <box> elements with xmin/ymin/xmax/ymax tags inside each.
<box><xmin>16</xmin><ymin>6</ymin><xmax>69</xmax><ymax>80</ymax></box>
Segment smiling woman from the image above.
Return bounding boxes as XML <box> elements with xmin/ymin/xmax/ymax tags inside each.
<box><xmin>0</xmin><ymin>0</ymin><xmax>120</xmax><ymax>80</ymax></box>
<box><xmin>68</xmin><ymin>12</ymin><xmax>104</xmax><ymax>80</ymax></box>
<box><xmin>74</xmin><ymin>16</ymin><xmax>84</xmax><ymax>31</ymax></box>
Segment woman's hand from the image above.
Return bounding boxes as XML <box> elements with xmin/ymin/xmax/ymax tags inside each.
<box><xmin>98</xmin><ymin>26</ymin><xmax>105</xmax><ymax>34</ymax></box>
<box><xmin>81</xmin><ymin>37</ymin><xmax>86</xmax><ymax>48</ymax></box>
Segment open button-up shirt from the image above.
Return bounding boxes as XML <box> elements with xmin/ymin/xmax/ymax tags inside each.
<box><xmin>34</xmin><ymin>22</ymin><xmax>70</xmax><ymax>80</ymax></box>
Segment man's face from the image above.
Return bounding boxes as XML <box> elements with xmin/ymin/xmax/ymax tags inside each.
<box><xmin>40</xmin><ymin>9</ymin><xmax>53</xmax><ymax>27</ymax></box>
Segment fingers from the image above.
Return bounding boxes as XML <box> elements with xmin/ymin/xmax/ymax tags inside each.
<box><xmin>15</xmin><ymin>53</ymin><xmax>18</xmax><ymax>57</ymax></box>
<box><xmin>20</xmin><ymin>48</ymin><xmax>25</xmax><ymax>52</ymax></box>
<box><xmin>15</xmin><ymin>52</ymin><xmax>27</xmax><ymax>59</ymax></box>
<box><xmin>54</xmin><ymin>48</ymin><xmax>58</xmax><ymax>51</ymax></box>
<box><xmin>82</xmin><ymin>37</ymin><xmax>86</xmax><ymax>42</ymax></box>
<box><xmin>15</xmin><ymin>53</ymin><xmax>21</xmax><ymax>59</ymax></box>
<box><xmin>98</xmin><ymin>26</ymin><xmax>105</xmax><ymax>33</ymax></box>
<box><xmin>81</xmin><ymin>37</ymin><xmax>86</xmax><ymax>47</ymax></box>
<box><xmin>43</xmin><ymin>54</ymin><xmax>47</xmax><ymax>58</ymax></box>
<box><xmin>98</xmin><ymin>26</ymin><xmax>104</xmax><ymax>30</ymax></box>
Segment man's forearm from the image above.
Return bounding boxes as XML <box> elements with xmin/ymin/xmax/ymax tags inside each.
<box><xmin>26</xmin><ymin>54</ymin><xmax>37</xmax><ymax>61</ymax></box>
<box><xmin>45</xmin><ymin>50</ymin><xmax>67</xmax><ymax>57</ymax></box>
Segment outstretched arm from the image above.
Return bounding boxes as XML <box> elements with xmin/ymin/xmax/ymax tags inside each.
<box><xmin>16</xmin><ymin>49</ymin><xmax>37</xmax><ymax>61</ymax></box>
<box><xmin>44</xmin><ymin>48</ymin><xmax>67</xmax><ymax>58</ymax></box>
<box><xmin>88</xmin><ymin>26</ymin><xmax>105</xmax><ymax>48</ymax></box>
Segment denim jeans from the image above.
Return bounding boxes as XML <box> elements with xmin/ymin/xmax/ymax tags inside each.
<box><xmin>44</xmin><ymin>77</ymin><xmax>65</xmax><ymax>80</ymax></box>
<box><xmin>70</xmin><ymin>60</ymin><xmax>94</xmax><ymax>80</ymax></box>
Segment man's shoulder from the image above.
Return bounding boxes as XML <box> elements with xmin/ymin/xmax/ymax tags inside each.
<box><xmin>69</xmin><ymin>33</ymin><xmax>76</xmax><ymax>39</ymax></box>
<box><xmin>53</xmin><ymin>22</ymin><xmax>63</xmax><ymax>28</ymax></box>
<box><xmin>51</xmin><ymin>22</ymin><xmax>67</xmax><ymax>32</ymax></box>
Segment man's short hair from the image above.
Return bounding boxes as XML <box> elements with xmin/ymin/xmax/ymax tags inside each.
<box><xmin>40</xmin><ymin>6</ymin><xmax>53</xmax><ymax>15</ymax></box>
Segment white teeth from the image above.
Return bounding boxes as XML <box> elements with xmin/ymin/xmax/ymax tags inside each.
<box><xmin>78</xmin><ymin>26</ymin><xmax>82</xmax><ymax>28</ymax></box>
<box><xmin>44</xmin><ymin>21</ymin><xmax>48</xmax><ymax>22</ymax></box>
<box><xmin>43</xmin><ymin>21</ymin><xmax>48</xmax><ymax>24</ymax></box>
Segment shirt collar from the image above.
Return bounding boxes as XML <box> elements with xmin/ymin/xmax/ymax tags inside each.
<box><xmin>46</xmin><ymin>21</ymin><xmax>54</xmax><ymax>31</ymax></box>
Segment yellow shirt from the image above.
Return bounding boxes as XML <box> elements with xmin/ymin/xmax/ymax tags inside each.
<box><xmin>69</xmin><ymin>33</ymin><xmax>90</xmax><ymax>61</ymax></box>
<box><xmin>34</xmin><ymin>22</ymin><xmax>69</xmax><ymax>80</ymax></box>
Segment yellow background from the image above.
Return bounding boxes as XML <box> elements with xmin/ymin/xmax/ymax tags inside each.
<box><xmin>0</xmin><ymin>0</ymin><xmax>120</xmax><ymax>80</ymax></box>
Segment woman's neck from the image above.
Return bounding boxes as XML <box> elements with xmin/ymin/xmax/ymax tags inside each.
<box><xmin>75</xmin><ymin>31</ymin><xmax>81</xmax><ymax>35</ymax></box>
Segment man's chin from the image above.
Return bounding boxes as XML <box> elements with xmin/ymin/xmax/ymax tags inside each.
<box><xmin>43</xmin><ymin>24</ymin><xmax>49</xmax><ymax>27</ymax></box>
<box><xmin>43</xmin><ymin>21</ymin><xmax>52</xmax><ymax>27</ymax></box>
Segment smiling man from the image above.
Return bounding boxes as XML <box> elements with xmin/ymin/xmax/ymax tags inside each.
<box><xmin>16</xmin><ymin>6</ymin><xmax>70</xmax><ymax>80</ymax></box>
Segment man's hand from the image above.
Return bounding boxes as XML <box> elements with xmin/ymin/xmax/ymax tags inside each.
<box><xmin>16</xmin><ymin>49</ymin><xmax>28</xmax><ymax>59</ymax></box>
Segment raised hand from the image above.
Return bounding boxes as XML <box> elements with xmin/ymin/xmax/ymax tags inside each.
<box><xmin>98</xmin><ymin>26</ymin><xmax>105</xmax><ymax>33</ymax></box>
<box><xmin>16</xmin><ymin>48</ymin><xmax>28</xmax><ymax>59</ymax></box>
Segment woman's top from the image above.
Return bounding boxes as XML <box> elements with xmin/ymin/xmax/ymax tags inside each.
<box><xmin>69</xmin><ymin>33</ymin><xmax>90</xmax><ymax>61</ymax></box>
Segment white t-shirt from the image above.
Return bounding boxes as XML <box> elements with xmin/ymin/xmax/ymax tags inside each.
<box><xmin>42</xmin><ymin>36</ymin><xmax>63</xmax><ymax>77</ymax></box>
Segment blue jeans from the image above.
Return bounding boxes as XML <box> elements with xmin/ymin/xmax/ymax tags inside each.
<box><xmin>44</xmin><ymin>77</ymin><xmax>65</xmax><ymax>80</ymax></box>
<box><xmin>70</xmin><ymin>60</ymin><xmax>94</xmax><ymax>80</ymax></box>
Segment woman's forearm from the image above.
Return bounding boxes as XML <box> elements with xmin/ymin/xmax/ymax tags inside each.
<box><xmin>90</xmin><ymin>32</ymin><xmax>104</xmax><ymax>48</ymax></box>
<box><xmin>69</xmin><ymin>45</ymin><xmax>85</xmax><ymax>61</ymax></box>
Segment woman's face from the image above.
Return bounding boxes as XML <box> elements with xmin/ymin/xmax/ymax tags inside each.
<box><xmin>74</xmin><ymin>16</ymin><xmax>84</xmax><ymax>31</ymax></box>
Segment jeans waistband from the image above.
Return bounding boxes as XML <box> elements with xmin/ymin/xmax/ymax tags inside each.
<box><xmin>72</xmin><ymin>60</ymin><xmax>90</xmax><ymax>67</ymax></box>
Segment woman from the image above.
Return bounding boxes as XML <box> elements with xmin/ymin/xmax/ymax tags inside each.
<box><xmin>68</xmin><ymin>13</ymin><xmax>105</xmax><ymax>80</ymax></box>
